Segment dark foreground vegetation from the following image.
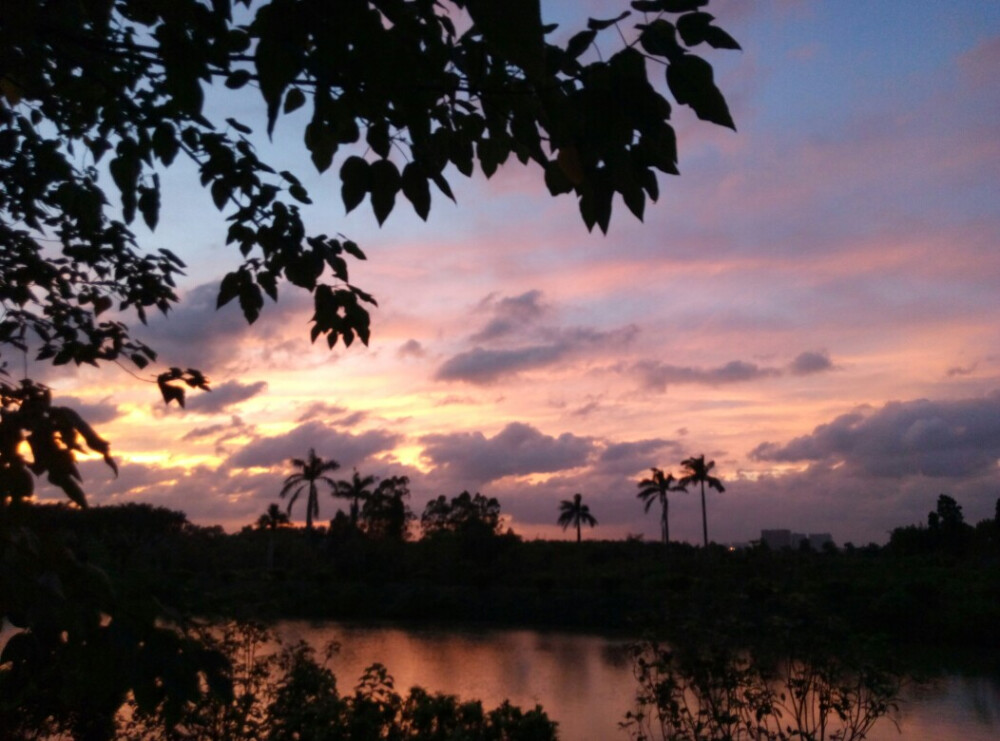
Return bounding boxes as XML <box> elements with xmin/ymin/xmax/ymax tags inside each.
<box><xmin>15</xmin><ymin>495</ymin><xmax>1000</xmax><ymax>648</ymax></box>
<box><xmin>3</xmin><ymin>494</ymin><xmax>997</xmax><ymax>738</ymax></box>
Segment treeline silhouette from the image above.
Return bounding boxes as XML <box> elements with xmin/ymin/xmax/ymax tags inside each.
<box><xmin>17</xmin><ymin>492</ymin><xmax>1000</xmax><ymax>649</ymax></box>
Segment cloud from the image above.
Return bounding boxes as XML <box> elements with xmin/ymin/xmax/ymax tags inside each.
<box><xmin>180</xmin><ymin>415</ymin><xmax>247</xmax><ymax>442</ymax></box>
<box><xmin>788</xmin><ymin>351</ymin><xmax>835</xmax><ymax>376</ymax></box>
<box><xmin>420</xmin><ymin>422</ymin><xmax>595</xmax><ymax>484</ymax></box>
<box><xmin>598</xmin><ymin>439</ymin><xmax>683</xmax><ymax>476</ymax></box>
<box><xmin>396</xmin><ymin>339</ymin><xmax>426</xmax><ymax>358</ymax></box>
<box><xmin>138</xmin><ymin>281</ymin><xmax>310</xmax><ymax>373</ymax></box>
<box><xmin>470</xmin><ymin>290</ymin><xmax>547</xmax><ymax>342</ymax></box>
<box><xmin>184</xmin><ymin>380</ymin><xmax>267</xmax><ymax>414</ymax></box>
<box><xmin>946</xmin><ymin>363</ymin><xmax>977</xmax><ymax>377</ymax></box>
<box><xmin>296</xmin><ymin>402</ymin><xmax>367</xmax><ymax>427</ymax></box>
<box><xmin>53</xmin><ymin>396</ymin><xmax>122</xmax><ymax>425</ymax></box>
<box><xmin>227</xmin><ymin>420</ymin><xmax>399</xmax><ymax>471</ymax></box>
<box><xmin>751</xmin><ymin>391</ymin><xmax>1000</xmax><ymax>478</ymax></box>
<box><xmin>436</xmin><ymin>345</ymin><xmax>566</xmax><ymax>384</ymax></box>
<box><xmin>436</xmin><ymin>325</ymin><xmax>637</xmax><ymax>384</ymax></box>
<box><xmin>635</xmin><ymin>359</ymin><xmax>781</xmax><ymax>391</ymax></box>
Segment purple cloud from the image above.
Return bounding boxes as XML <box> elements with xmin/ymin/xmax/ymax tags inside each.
<box><xmin>751</xmin><ymin>392</ymin><xmax>1000</xmax><ymax>478</ymax></box>
<box><xmin>54</xmin><ymin>396</ymin><xmax>121</xmax><ymax>425</ymax></box>
<box><xmin>420</xmin><ymin>422</ymin><xmax>595</xmax><ymax>484</ymax></box>
<box><xmin>788</xmin><ymin>351</ymin><xmax>835</xmax><ymax>376</ymax></box>
<box><xmin>635</xmin><ymin>359</ymin><xmax>781</xmax><ymax>391</ymax></box>
<box><xmin>470</xmin><ymin>290</ymin><xmax>547</xmax><ymax>342</ymax></box>
<box><xmin>184</xmin><ymin>380</ymin><xmax>268</xmax><ymax>414</ymax></box>
<box><xmin>228</xmin><ymin>421</ymin><xmax>399</xmax><ymax>470</ymax></box>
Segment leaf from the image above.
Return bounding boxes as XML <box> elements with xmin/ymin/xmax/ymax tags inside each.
<box><xmin>661</xmin><ymin>0</ymin><xmax>708</xmax><ymax>11</ymax></box>
<box><xmin>666</xmin><ymin>54</ymin><xmax>735</xmax><ymax>130</ymax></box>
<box><xmin>677</xmin><ymin>12</ymin><xmax>740</xmax><ymax>50</ymax></box>
<box><xmin>211</xmin><ymin>179</ymin><xmax>231</xmax><ymax>210</ymax></box>
<box><xmin>588</xmin><ymin>11</ymin><xmax>630</xmax><ymax>31</ymax></box>
<box><xmin>369</xmin><ymin>159</ymin><xmax>401</xmax><ymax>226</ymax></box>
<box><xmin>217</xmin><ymin>271</ymin><xmax>240</xmax><ymax>308</ymax></box>
<box><xmin>254</xmin><ymin>0</ymin><xmax>307</xmax><ymax>136</ymax></box>
<box><xmin>466</xmin><ymin>0</ymin><xmax>546</xmax><ymax>80</ymax></box>
<box><xmin>430</xmin><ymin>171</ymin><xmax>455</xmax><ymax>202</ymax></box>
<box><xmin>557</xmin><ymin>146</ymin><xmax>585</xmax><ymax>186</ymax></box>
<box><xmin>238</xmin><ymin>280</ymin><xmax>264</xmax><ymax>324</ymax></box>
<box><xmin>401</xmin><ymin>163</ymin><xmax>431</xmax><ymax>220</ymax></box>
<box><xmin>543</xmin><ymin>161</ymin><xmax>573</xmax><ymax>196</ymax></box>
<box><xmin>340</xmin><ymin>156</ymin><xmax>371</xmax><ymax>214</ymax></box>
<box><xmin>566</xmin><ymin>30</ymin><xmax>597</xmax><ymax>60</ymax></box>
<box><xmin>305</xmin><ymin>121</ymin><xmax>338</xmax><ymax>173</ymax></box>
<box><xmin>284</xmin><ymin>87</ymin><xmax>306</xmax><ymax>114</ymax></box>
<box><xmin>226</xmin><ymin>117</ymin><xmax>252</xmax><ymax>135</ymax></box>
<box><xmin>342</xmin><ymin>241</ymin><xmax>366</xmax><ymax>260</ymax></box>
<box><xmin>288</xmin><ymin>183</ymin><xmax>312</xmax><ymax>204</ymax></box>
<box><xmin>366</xmin><ymin>121</ymin><xmax>392</xmax><ymax>159</ymax></box>
<box><xmin>158</xmin><ymin>378</ymin><xmax>186</xmax><ymax>407</ymax></box>
<box><xmin>138</xmin><ymin>186</ymin><xmax>160</xmax><ymax>231</ymax></box>
<box><xmin>639</xmin><ymin>19</ymin><xmax>683</xmax><ymax>60</ymax></box>
<box><xmin>225</xmin><ymin>69</ymin><xmax>252</xmax><ymax>89</ymax></box>
<box><xmin>152</xmin><ymin>123</ymin><xmax>179</xmax><ymax>165</ymax></box>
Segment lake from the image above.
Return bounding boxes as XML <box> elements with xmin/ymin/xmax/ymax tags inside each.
<box><xmin>274</xmin><ymin>620</ymin><xmax>1000</xmax><ymax>741</ymax></box>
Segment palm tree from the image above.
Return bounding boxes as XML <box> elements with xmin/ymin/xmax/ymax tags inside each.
<box><xmin>557</xmin><ymin>493</ymin><xmax>598</xmax><ymax>543</ymax></box>
<box><xmin>678</xmin><ymin>455</ymin><xmax>725</xmax><ymax>548</ymax></box>
<box><xmin>279</xmin><ymin>449</ymin><xmax>340</xmax><ymax>532</ymax></box>
<box><xmin>636</xmin><ymin>468</ymin><xmax>686</xmax><ymax>545</ymax></box>
<box><xmin>336</xmin><ymin>469</ymin><xmax>378</xmax><ymax>527</ymax></box>
<box><xmin>257</xmin><ymin>503</ymin><xmax>290</xmax><ymax>570</ymax></box>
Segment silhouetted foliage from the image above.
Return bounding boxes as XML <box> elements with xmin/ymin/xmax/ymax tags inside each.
<box><xmin>279</xmin><ymin>449</ymin><xmax>340</xmax><ymax>532</ymax></box>
<box><xmin>678</xmin><ymin>454</ymin><xmax>725</xmax><ymax>548</ymax></box>
<box><xmin>0</xmin><ymin>2</ymin><xmax>745</xmax><ymax>732</ymax></box>
<box><xmin>623</xmin><ymin>631</ymin><xmax>901</xmax><ymax>741</ymax></box>
<box><xmin>360</xmin><ymin>475</ymin><xmax>414</xmax><ymax>542</ymax></box>
<box><xmin>889</xmin><ymin>493</ymin><xmax>978</xmax><ymax>556</ymax></box>
<box><xmin>421</xmin><ymin>491</ymin><xmax>504</xmax><ymax>539</ymax></box>
<box><xmin>557</xmin><ymin>492</ymin><xmax>598</xmax><ymax>543</ymax></box>
<box><xmin>118</xmin><ymin>621</ymin><xmax>557</xmax><ymax>740</ymax></box>
<box><xmin>336</xmin><ymin>469</ymin><xmax>378</xmax><ymax>528</ymax></box>
<box><xmin>1</xmin><ymin>0</ymin><xmax>738</xmax><ymax>389</ymax></box>
<box><xmin>637</xmin><ymin>467</ymin><xmax>686</xmax><ymax>545</ymax></box>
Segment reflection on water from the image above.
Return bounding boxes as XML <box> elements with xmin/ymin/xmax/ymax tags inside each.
<box><xmin>275</xmin><ymin>620</ymin><xmax>1000</xmax><ymax>741</ymax></box>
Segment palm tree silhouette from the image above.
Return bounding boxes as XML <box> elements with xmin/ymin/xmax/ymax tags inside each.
<box><xmin>557</xmin><ymin>493</ymin><xmax>598</xmax><ymax>543</ymax></box>
<box><xmin>336</xmin><ymin>469</ymin><xmax>378</xmax><ymax>527</ymax></box>
<box><xmin>256</xmin><ymin>503</ymin><xmax>290</xmax><ymax>570</ymax></box>
<box><xmin>678</xmin><ymin>455</ymin><xmax>725</xmax><ymax>548</ymax></box>
<box><xmin>637</xmin><ymin>468</ymin><xmax>686</xmax><ymax>545</ymax></box>
<box><xmin>279</xmin><ymin>449</ymin><xmax>340</xmax><ymax>532</ymax></box>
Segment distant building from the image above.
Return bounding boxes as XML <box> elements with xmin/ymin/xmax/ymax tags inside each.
<box><xmin>809</xmin><ymin>532</ymin><xmax>833</xmax><ymax>550</ymax></box>
<box><xmin>761</xmin><ymin>529</ymin><xmax>792</xmax><ymax>549</ymax></box>
<box><xmin>761</xmin><ymin>529</ymin><xmax>835</xmax><ymax>550</ymax></box>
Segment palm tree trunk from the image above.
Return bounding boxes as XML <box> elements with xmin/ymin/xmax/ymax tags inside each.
<box><xmin>700</xmin><ymin>482</ymin><xmax>708</xmax><ymax>548</ymax></box>
<box><xmin>662</xmin><ymin>500</ymin><xmax>669</xmax><ymax>544</ymax></box>
<box><xmin>576</xmin><ymin>519</ymin><xmax>581</xmax><ymax>543</ymax></box>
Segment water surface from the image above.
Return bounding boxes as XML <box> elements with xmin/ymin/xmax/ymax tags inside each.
<box><xmin>275</xmin><ymin>620</ymin><xmax>1000</xmax><ymax>741</ymax></box>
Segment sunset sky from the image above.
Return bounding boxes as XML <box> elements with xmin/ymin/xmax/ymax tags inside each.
<box><xmin>36</xmin><ymin>0</ymin><xmax>1000</xmax><ymax>546</ymax></box>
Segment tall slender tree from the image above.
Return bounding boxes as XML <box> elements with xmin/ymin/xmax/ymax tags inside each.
<box><xmin>678</xmin><ymin>455</ymin><xmax>725</xmax><ymax>548</ymax></box>
<box><xmin>336</xmin><ymin>469</ymin><xmax>378</xmax><ymax>527</ymax></box>
<box><xmin>557</xmin><ymin>493</ymin><xmax>598</xmax><ymax>543</ymax></box>
<box><xmin>637</xmin><ymin>468</ymin><xmax>686</xmax><ymax>545</ymax></box>
<box><xmin>257</xmin><ymin>503</ymin><xmax>290</xmax><ymax>571</ymax></box>
<box><xmin>279</xmin><ymin>449</ymin><xmax>340</xmax><ymax>532</ymax></box>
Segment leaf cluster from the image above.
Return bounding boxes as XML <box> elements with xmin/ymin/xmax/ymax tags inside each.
<box><xmin>1</xmin><ymin>0</ymin><xmax>738</xmax><ymax>378</ymax></box>
<box><xmin>421</xmin><ymin>489</ymin><xmax>504</xmax><ymax>539</ymax></box>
